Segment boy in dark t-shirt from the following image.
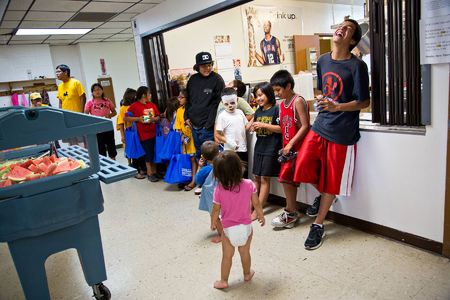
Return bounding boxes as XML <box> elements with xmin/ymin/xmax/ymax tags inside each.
<box><xmin>294</xmin><ymin>19</ymin><xmax>370</xmax><ymax>250</ymax></box>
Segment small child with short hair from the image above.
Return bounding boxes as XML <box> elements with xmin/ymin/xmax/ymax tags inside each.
<box><xmin>270</xmin><ymin>70</ymin><xmax>310</xmax><ymax>229</ymax></box>
<box><xmin>197</xmin><ymin>141</ymin><xmax>222</xmax><ymax>243</ymax></box>
<box><xmin>215</xmin><ymin>87</ymin><xmax>249</xmax><ymax>176</ymax></box>
<box><xmin>211</xmin><ymin>150</ymin><xmax>265</xmax><ymax>289</ymax></box>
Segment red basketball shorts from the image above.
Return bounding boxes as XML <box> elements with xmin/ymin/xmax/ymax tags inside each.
<box><xmin>278</xmin><ymin>159</ymin><xmax>299</xmax><ymax>186</ymax></box>
<box><xmin>294</xmin><ymin>131</ymin><xmax>357</xmax><ymax>196</ymax></box>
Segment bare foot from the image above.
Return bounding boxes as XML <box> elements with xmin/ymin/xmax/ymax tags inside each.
<box><xmin>213</xmin><ymin>280</ymin><xmax>228</xmax><ymax>289</ymax></box>
<box><xmin>210</xmin><ymin>235</ymin><xmax>222</xmax><ymax>243</ymax></box>
<box><xmin>251</xmin><ymin>211</ymin><xmax>258</xmax><ymax>221</ymax></box>
<box><xmin>244</xmin><ymin>270</ymin><xmax>255</xmax><ymax>282</ymax></box>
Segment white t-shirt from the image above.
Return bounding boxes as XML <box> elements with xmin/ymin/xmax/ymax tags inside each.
<box><xmin>216</xmin><ymin>109</ymin><xmax>248</xmax><ymax>152</ymax></box>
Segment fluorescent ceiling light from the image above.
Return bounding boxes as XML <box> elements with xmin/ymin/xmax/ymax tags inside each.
<box><xmin>16</xmin><ymin>29</ymin><xmax>92</xmax><ymax>35</ymax></box>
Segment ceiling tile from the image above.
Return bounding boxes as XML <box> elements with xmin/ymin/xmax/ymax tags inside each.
<box><xmin>3</xmin><ymin>10</ymin><xmax>27</xmax><ymax>21</ymax></box>
<box><xmin>110</xmin><ymin>13</ymin><xmax>138</xmax><ymax>22</ymax></box>
<box><xmin>9</xmin><ymin>41</ymin><xmax>44</xmax><ymax>45</ymax></box>
<box><xmin>0</xmin><ymin>35</ymin><xmax>10</xmax><ymax>43</ymax></box>
<box><xmin>47</xmin><ymin>34</ymin><xmax>83</xmax><ymax>40</ymax></box>
<box><xmin>11</xmin><ymin>35</ymin><xmax>49</xmax><ymax>41</ymax></box>
<box><xmin>0</xmin><ymin>29</ymin><xmax>14</xmax><ymax>34</ymax></box>
<box><xmin>81</xmin><ymin>2</ymin><xmax>133</xmax><ymax>13</ymax></box>
<box><xmin>89</xmin><ymin>28</ymin><xmax>123</xmax><ymax>34</ymax></box>
<box><xmin>7</xmin><ymin>0</ymin><xmax>34</xmax><ymax>10</ymax></box>
<box><xmin>0</xmin><ymin>21</ymin><xmax>20</xmax><ymax>28</ymax></box>
<box><xmin>119</xmin><ymin>28</ymin><xmax>132</xmax><ymax>34</ymax></box>
<box><xmin>140</xmin><ymin>0</ymin><xmax>165</xmax><ymax>3</ymax></box>
<box><xmin>20</xmin><ymin>21</ymin><xmax>65</xmax><ymax>28</ymax></box>
<box><xmin>25</xmin><ymin>11</ymin><xmax>75</xmax><ymax>21</ymax></box>
<box><xmin>80</xmin><ymin>33</ymin><xmax>112</xmax><ymax>39</ymax></box>
<box><xmin>46</xmin><ymin>40</ymin><xmax>73</xmax><ymax>45</ymax></box>
<box><xmin>78</xmin><ymin>39</ymin><xmax>103</xmax><ymax>43</ymax></box>
<box><xmin>62</xmin><ymin>22</ymin><xmax>102</xmax><ymax>29</ymax></box>
<box><xmin>111</xmin><ymin>33</ymin><xmax>132</xmax><ymax>39</ymax></box>
<box><xmin>98</xmin><ymin>22</ymin><xmax>130</xmax><ymax>29</ymax></box>
<box><xmin>125</xmin><ymin>3</ymin><xmax>157</xmax><ymax>13</ymax></box>
<box><xmin>93</xmin><ymin>0</ymin><xmax>137</xmax><ymax>2</ymax></box>
<box><xmin>31</xmin><ymin>0</ymin><xmax>88</xmax><ymax>12</ymax></box>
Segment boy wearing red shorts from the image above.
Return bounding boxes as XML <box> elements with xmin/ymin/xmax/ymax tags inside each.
<box><xmin>270</xmin><ymin>70</ymin><xmax>310</xmax><ymax>229</ymax></box>
<box><xmin>294</xmin><ymin>19</ymin><xmax>370</xmax><ymax>250</ymax></box>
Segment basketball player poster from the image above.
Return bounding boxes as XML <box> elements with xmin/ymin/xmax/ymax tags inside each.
<box><xmin>242</xmin><ymin>5</ymin><xmax>303</xmax><ymax>67</ymax></box>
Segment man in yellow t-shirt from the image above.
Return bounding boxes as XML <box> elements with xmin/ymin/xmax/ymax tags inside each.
<box><xmin>56</xmin><ymin>64</ymin><xmax>86</xmax><ymax>146</ymax></box>
<box><xmin>56</xmin><ymin>64</ymin><xmax>86</xmax><ymax>112</ymax></box>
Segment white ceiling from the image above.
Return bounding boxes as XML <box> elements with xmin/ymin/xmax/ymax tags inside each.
<box><xmin>0</xmin><ymin>0</ymin><xmax>165</xmax><ymax>45</ymax></box>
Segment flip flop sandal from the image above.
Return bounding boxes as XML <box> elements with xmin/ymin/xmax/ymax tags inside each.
<box><xmin>134</xmin><ymin>173</ymin><xmax>146</xmax><ymax>179</ymax></box>
<box><xmin>184</xmin><ymin>184</ymin><xmax>195</xmax><ymax>191</ymax></box>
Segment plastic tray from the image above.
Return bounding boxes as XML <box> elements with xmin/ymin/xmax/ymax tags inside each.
<box><xmin>58</xmin><ymin>146</ymin><xmax>136</xmax><ymax>184</ymax></box>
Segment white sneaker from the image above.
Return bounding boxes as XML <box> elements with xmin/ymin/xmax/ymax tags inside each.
<box><xmin>271</xmin><ymin>209</ymin><xmax>299</xmax><ymax>229</ymax></box>
<box><xmin>194</xmin><ymin>187</ymin><xmax>202</xmax><ymax>195</ymax></box>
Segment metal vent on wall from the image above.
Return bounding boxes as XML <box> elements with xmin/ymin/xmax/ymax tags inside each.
<box><xmin>71</xmin><ymin>12</ymin><xmax>117</xmax><ymax>22</ymax></box>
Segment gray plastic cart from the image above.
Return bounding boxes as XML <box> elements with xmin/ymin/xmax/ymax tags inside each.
<box><xmin>0</xmin><ymin>107</ymin><xmax>136</xmax><ymax>300</ymax></box>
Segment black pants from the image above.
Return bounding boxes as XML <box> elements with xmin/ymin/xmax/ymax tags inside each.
<box><xmin>96</xmin><ymin>130</ymin><xmax>117</xmax><ymax>158</ymax></box>
<box><xmin>132</xmin><ymin>156</ymin><xmax>147</xmax><ymax>174</ymax></box>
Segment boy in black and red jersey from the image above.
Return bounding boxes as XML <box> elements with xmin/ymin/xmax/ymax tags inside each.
<box><xmin>270</xmin><ymin>70</ymin><xmax>310</xmax><ymax>229</ymax></box>
<box><xmin>294</xmin><ymin>19</ymin><xmax>370</xmax><ymax>250</ymax></box>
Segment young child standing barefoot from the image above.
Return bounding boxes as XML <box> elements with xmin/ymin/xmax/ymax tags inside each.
<box><xmin>211</xmin><ymin>151</ymin><xmax>265</xmax><ymax>289</ymax></box>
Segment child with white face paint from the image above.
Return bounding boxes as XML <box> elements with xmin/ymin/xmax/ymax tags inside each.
<box><xmin>215</xmin><ymin>87</ymin><xmax>249</xmax><ymax>176</ymax></box>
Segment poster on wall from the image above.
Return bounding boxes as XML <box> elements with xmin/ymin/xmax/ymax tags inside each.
<box><xmin>242</xmin><ymin>5</ymin><xmax>302</xmax><ymax>67</ymax></box>
<box><xmin>214</xmin><ymin>35</ymin><xmax>235</xmax><ymax>83</ymax></box>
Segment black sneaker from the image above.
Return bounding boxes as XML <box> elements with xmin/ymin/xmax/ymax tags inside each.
<box><xmin>148</xmin><ymin>174</ymin><xmax>159</xmax><ymax>182</ymax></box>
<box><xmin>306</xmin><ymin>195</ymin><xmax>321</xmax><ymax>217</ymax></box>
<box><xmin>304</xmin><ymin>224</ymin><xmax>325</xmax><ymax>250</ymax></box>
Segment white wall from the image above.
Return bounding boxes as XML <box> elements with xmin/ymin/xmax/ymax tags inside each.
<box><xmin>0</xmin><ymin>45</ymin><xmax>54</xmax><ymax>82</ymax></box>
<box><xmin>50</xmin><ymin>45</ymin><xmax>86</xmax><ymax>89</ymax></box>
<box><xmin>162</xmin><ymin>0</ymin><xmax>364</xmax><ymax>83</ymax></box>
<box><xmin>78</xmin><ymin>42</ymin><xmax>140</xmax><ymax>143</ymax></box>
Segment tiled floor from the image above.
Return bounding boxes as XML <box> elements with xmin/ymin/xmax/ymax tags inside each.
<box><xmin>1</xmin><ymin>157</ymin><xmax>449</xmax><ymax>299</ymax></box>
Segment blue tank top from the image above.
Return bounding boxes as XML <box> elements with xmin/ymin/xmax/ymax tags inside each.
<box><xmin>261</xmin><ymin>36</ymin><xmax>280</xmax><ymax>64</ymax></box>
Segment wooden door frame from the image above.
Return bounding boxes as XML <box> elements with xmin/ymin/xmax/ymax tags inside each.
<box><xmin>444</xmin><ymin>70</ymin><xmax>450</xmax><ymax>258</ymax></box>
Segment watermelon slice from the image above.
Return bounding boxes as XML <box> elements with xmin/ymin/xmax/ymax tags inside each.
<box><xmin>42</xmin><ymin>156</ymin><xmax>52</xmax><ymax>166</ymax></box>
<box><xmin>53</xmin><ymin>160</ymin><xmax>71</xmax><ymax>174</ymax></box>
<box><xmin>0</xmin><ymin>179</ymin><xmax>12</xmax><ymax>187</ymax></box>
<box><xmin>38</xmin><ymin>162</ymin><xmax>48</xmax><ymax>173</ymax></box>
<box><xmin>32</xmin><ymin>158</ymin><xmax>43</xmax><ymax>165</ymax></box>
<box><xmin>28</xmin><ymin>164</ymin><xmax>39</xmax><ymax>173</ymax></box>
<box><xmin>25</xmin><ymin>173</ymin><xmax>41</xmax><ymax>181</ymax></box>
<box><xmin>50</xmin><ymin>154</ymin><xmax>57</xmax><ymax>163</ymax></box>
<box><xmin>6</xmin><ymin>166</ymin><xmax>34</xmax><ymax>182</ymax></box>
<box><xmin>45</xmin><ymin>163</ymin><xmax>57</xmax><ymax>176</ymax></box>
<box><xmin>20</xmin><ymin>159</ymin><xmax>34</xmax><ymax>169</ymax></box>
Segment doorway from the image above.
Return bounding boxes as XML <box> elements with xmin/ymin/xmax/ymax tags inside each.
<box><xmin>142</xmin><ymin>34</ymin><xmax>171</xmax><ymax>108</ymax></box>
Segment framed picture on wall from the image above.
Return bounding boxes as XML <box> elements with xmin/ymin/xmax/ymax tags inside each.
<box><xmin>242</xmin><ymin>5</ymin><xmax>303</xmax><ymax>67</ymax></box>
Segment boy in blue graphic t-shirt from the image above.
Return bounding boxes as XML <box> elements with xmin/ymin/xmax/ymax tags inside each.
<box><xmin>294</xmin><ymin>18</ymin><xmax>371</xmax><ymax>250</ymax></box>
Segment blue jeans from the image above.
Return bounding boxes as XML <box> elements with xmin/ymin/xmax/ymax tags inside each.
<box><xmin>192</xmin><ymin>127</ymin><xmax>214</xmax><ymax>159</ymax></box>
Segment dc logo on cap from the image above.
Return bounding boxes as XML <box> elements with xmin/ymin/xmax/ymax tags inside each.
<box><xmin>202</xmin><ymin>54</ymin><xmax>209</xmax><ymax>60</ymax></box>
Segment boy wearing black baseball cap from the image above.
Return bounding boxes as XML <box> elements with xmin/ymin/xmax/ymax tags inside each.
<box><xmin>185</xmin><ymin>52</ymin><xmax>225</xmax><ymax>159</ymax></box>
